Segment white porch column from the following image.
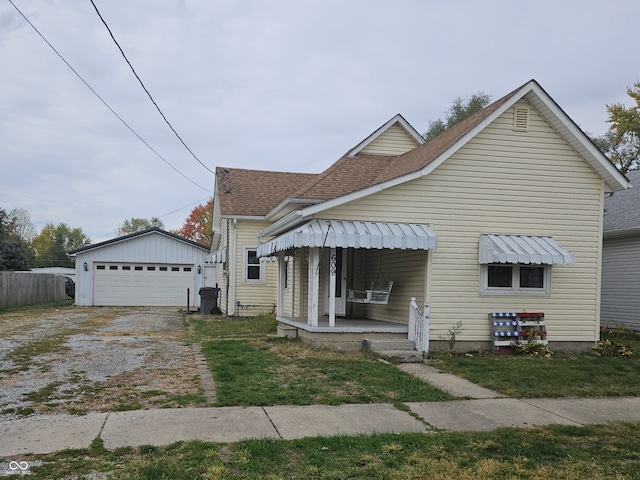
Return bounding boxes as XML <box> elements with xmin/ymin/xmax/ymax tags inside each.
<box><xmin>308</xmin><ymin>247</ymin><xmax>320</xmax><ymax>326</ymax></box>
<box><xmin>277</xmin><ymin>252</ymin><xmax>285</xmax><ymax>317</ymax></box>
<box><xmin>329</xmin><ymin>247</ymin><xmax>336</xmax><ymax>327</ymax></box>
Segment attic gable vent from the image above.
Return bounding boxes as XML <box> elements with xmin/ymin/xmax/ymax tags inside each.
<box><xmin>513</xmin><ymin>107</ymin><xmax>529</xmax><ymax>131</ymax></box>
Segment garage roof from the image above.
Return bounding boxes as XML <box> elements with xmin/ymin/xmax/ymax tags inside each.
<box><xmin>68</xmin><ymin>228</ymin><xmax>209</xmax><ymax>255</ymax></box>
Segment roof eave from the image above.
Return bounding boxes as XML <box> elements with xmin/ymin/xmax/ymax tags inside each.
<box><xmin>522</xmin><ymin>83</ymin><xmax>629</xmax><ymax>193</ymax></box>
<box><xmin>347</xmin><ymin>113</ymin><xmax>425</xmax><ymax>157</ymax></box>
<box><xmin>265</xmin><ymin>197</ymin><xmax>323</xmax><ymax>221</ymax></box>
<box><xmin>603</xmin><ymin>226</ymin><xmax>640</xmax><ymax>240</ymax></box>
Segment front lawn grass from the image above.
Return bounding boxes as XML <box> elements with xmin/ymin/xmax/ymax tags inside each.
<box><xmin>431</xmin><ymin>329</ymin><xmax>640</xmax><ymax>398</ymax></box>
<box><xmin>186</xmin><ymin>314</ymin><xmax>453</xmax><ymax>405</ymax></box>
<box><xmin>17</xmin><ymin>421</ymin><xmax>640</xmax><ymax>479</ymax></box>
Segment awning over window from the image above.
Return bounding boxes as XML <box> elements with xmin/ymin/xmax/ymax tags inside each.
<box><xmin>257</xmin><ymin>220</ymin><xmax>437</xmax><ymax>257</ymax></box>
<box><xmin>479</xmin><ymin>234</ymin><xmax>575</xmax><ymax>265</ymax></box>
<box><xmin>207</xmin><ymin>247</ymin><xmax>227</xmax><ymax>264</ymax></box>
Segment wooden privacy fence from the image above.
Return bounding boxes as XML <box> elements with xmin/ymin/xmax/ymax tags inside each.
<box><xmin>0</xmin><ymin>272</ymin><xmax>66</xmax><ymax>308</ymax></box>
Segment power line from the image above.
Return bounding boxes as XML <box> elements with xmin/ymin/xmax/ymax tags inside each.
<box><xmin>89</xmin><ymin>0</ymin><xmax>216</xmax><ymax>175</ymax></box>
<box><xmin>89</xmin><ymin>195</ymin><xmax>213</xmax><ymax>242</ymax></box>
<box><xmin>7</xmin><ymin>0</ymin><xmax>213</xmax><ymax>194</ymax></box>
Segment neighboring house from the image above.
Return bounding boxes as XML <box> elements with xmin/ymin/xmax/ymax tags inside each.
<box><xmin>69</xmin><ymin>228</ymin><xmax>211</xmax><ymax>307</ymax></box>
<box><xmin>601</xmin><ymin>170</ymin><xmax>640</xmax><ymax>331</ymax></box>
<box><xmin>210</xmin><ymin>79</ymin><xmax>628</xmax><ymax>351</ymax></box>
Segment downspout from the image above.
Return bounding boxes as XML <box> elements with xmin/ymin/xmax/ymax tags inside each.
<box><xmin>230</xmin><ymin>218</ymin><xmax>238</xmax><ymax>316</ymax></box>
<box><xmin>225</xmin><ymin>218</ymin><xmax>230</xmax><ymax>316</ymax></box>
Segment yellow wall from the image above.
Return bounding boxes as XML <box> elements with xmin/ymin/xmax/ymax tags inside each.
<box><xmin>233</xmin><ymin>219</ymin><xmax>277</xmax><ymax>316</ymax></box>
<box><xmin>360</xmin><ymin>123</ymin><xmax>420</xmax><ymax>155</ymax></box>
<box><xmin>319</xmin><ymin>100</ymin><xmax>605</xmax><ymax>342</ymax></box>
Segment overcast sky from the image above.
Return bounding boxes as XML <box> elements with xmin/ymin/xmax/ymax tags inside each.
<box><xmin>1</xmin><ymin>0</ymin><xmax>638</xmax><ymax>242</ymax></box>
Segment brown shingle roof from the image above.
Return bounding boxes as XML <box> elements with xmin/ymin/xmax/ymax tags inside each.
<box><xmin>216</xmin><ymin>167</ymin><xmax>317</xmax><ymax>216</ymax></box>
<box><xmin>292</xmin><ymin>154</ymin><xmax>397</xmax><ymax>200</ymax></box>
<box><xmin>373</xmin><ymin>88</ymin><xmax>518</xmax><ymax>184</ymax></box>
<box><xmin>217</xmin><ymin>85</ymin><xmax>523</xmax><ymax>217</ymax></box>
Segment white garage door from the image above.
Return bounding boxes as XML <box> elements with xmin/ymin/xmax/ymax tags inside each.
<box><xmin>93</xmin><ymin>263</ymin><xmax>195</xmax><ymax>306</ymax></box>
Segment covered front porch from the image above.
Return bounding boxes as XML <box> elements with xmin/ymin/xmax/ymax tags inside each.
<box><xmin>257</xmin><ymin>219</ymin><xmax>436</xmax><ymax>351</ymax></box>
<box><xmin>275</xmin><ymin>315</ymin><xmax>412</xmax><ymax>351</ymax></box>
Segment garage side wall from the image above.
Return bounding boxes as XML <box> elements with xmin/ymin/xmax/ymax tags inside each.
<box><xmin>74</xmin><ymin>233</ymin><xmax>209</xmax><ymax>307</ymax></box>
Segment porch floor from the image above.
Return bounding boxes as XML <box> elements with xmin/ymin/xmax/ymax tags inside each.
<box><xmin>277</xmin><ymin>316</ymin><xmax>408</xmax><ymax>334</ymax></box>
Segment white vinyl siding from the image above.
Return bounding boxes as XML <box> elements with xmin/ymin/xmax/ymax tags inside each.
<box><xmin>73</xmin><ymin>231</ymin><xmax>208</xmax><ymax>307</ymax></box>
<box><xmin>601</xmin><ymin>236</ymin><xmax>640</xmax><ymax>331</ymax></box>
<box><xmin>320</xmin><ymin>99</ymin><xmax>605</xmax><ymax>342</ymax></box>
<box><xmin>359</xmin><ymin>124</ymin><xmax>421</xmax><ymax>156</ymax></box>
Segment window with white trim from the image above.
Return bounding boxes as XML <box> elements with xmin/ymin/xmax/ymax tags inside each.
<box><xmin>243</xmin><ymin>247</ymin><xmax>264</xmax><ymax>283</ymax></box>
<box><xmin>481</xmin><ymin>264</ymin><xmax>550</xmax><ymax>295</ymax></box>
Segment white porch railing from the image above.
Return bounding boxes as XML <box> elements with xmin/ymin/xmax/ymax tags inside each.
<box><xmin>408</xmin><ymin>297</ymin><xmax>430</xmax><ymax>354</ymax></box>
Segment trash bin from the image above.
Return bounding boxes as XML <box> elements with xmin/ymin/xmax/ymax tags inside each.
<box><xmin>199</xmin><ymin>285</ymin><xmax>221</xmax><ymax>315</ymax></box>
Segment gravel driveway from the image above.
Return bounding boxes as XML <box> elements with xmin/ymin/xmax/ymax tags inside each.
<box><xmin>0</xmin><ymin>306</ymin><xmax>204</xmax><ymax>422</ymax></box>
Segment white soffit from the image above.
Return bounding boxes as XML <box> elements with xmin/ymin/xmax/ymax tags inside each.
<box><xmin>479</xmin><ymin>234</ymin><xmax>575</xmax><ymax>265</ymax></box>
<box><xmin>257</xmin><ymin>220</ymin><xmax>437</xmax><ymax>257</ymax></box>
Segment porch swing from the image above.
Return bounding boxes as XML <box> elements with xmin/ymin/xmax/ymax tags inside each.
<box><xmin>347</xmin><ymin>251</ymin><xmax>394</xmax><ymax>305</ymax></box>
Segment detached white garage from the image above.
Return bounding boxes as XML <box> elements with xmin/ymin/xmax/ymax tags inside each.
<box><xmin>69</xmin><ymin>228</ymin><xmax>213</xmax><ymax>307</ymax></box>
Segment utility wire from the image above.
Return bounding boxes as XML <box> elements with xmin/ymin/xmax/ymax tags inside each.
<box><xmin>89</xmin><ymin>195</ymin><xmax>213</xmax><ymax>242</ymax></box>
<box><xmin>7</xmin><ymin>0</ymin><xmax>213</xmax><ymax>194</ymax></box>
<box><xmin>89</xmin><ymin>0</ymin><xmax>215</xmax><ymax>175</ymax></box>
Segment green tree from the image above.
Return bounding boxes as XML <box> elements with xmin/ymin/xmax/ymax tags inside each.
<box><xmin>594</xmin><ymin>82</ymin><xmax>640</xmax><ymax>174</ymax></box>
<box><xmin>32</xmin><ymin>223</ymin><xmax>91</xmax><ymax>268</ymax></box>
<box><xmin>0</xmin><ymin>207</ymin><xmax>32</xmax><ymax>270</ymax></box>
<box><xmin>117</xmin><ymin>217</ymin><xmax>164</xmax><ymax>236</ymax></box>
<box><xmin>423</xmin><ymin>92</ymin><xmax>492</xmax><ymax>141</ymax></box>
<box><xmin>173</xmin><ymin>198</ymin><xmax>213</xmax><ymax>246</ymax></box>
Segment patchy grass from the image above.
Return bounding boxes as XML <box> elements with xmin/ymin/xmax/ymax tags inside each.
<box><xmin>195</xmin><ymin>317</ymin><xmax>453</xmax><ymax>406</ymax></box>
<box><xmin>3</xmin><ymin>336</ymin><xmax>71</xmax><ymax>373</ymax></box>
<box><xmin>185</xmin><ymin>314</ymin><xmax>278</xmax><ymax>342</ymax></box>
<box><xmin>431</xmin><ymin>329</ymin><xmax>640</xmax><ymax>398</ymax></box>
<box><xmin>10</xmin><ymin>422</ymin><xmax>640</xmax><ymax>479</ymax></box>
<box><xmin>0</xmin><ymin>299</ymin><xmax>74</xmax><ymax>316</ymax></box>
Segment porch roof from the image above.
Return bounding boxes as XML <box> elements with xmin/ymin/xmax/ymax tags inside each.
<box><xmin>207</xmin><ymin>247</ymin><xmax>227</xmax><ymax>264</ymax></box>
<box><xmin>478</xmin><ymin>234</ymin><xmax>575</xmax><ymax>265</ymax></box>
<box><xmin>257</xmin><ymin>219</ymin><xmax>437</xmax><ymax>257</ymax></box>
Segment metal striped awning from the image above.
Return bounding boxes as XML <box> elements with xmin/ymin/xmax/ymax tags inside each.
<box><xmin>207</xmin><ymin>247</ymin><xmax>227</xmax><ymax>264</ymax></box>
<box><xmin>479</xmin><ymin>234</ymin><xmax>575</xmax><ymax>265</ymax></box>
<box><xmin>257</xmin><ymin>220</ymin><xmax>437</xmax><ymax>257</ymax></box>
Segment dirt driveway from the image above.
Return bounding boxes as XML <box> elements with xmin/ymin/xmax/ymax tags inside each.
<box><xmin>0</xmin><ymin>306</ymin><xmax>205</xmax><ymax>421</ymax></box>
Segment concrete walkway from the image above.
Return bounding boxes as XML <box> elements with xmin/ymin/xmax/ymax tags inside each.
<box><xmin>2</xmin><ymin>363</ymin><xmax>640</xmax><ymax>457</ymax></box>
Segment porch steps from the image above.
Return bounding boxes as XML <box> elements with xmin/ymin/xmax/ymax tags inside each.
<box><xmin>363</xmin><ymin>339</ymin><xmax>424</xmax><ymax>363</ymax></box>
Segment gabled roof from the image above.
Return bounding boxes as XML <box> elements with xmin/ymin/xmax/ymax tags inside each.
<box><xmin>604</xmin><ymin>170</ymin><xmax>640</xmax><ymax>236</ymax></box>
<box><xmin>68</xmin><ymin>227</ymin><xmax>209</xmax><ymax>255</ymax></box>
<box><xmin>215</xmin><ymin>167</ymin><xmax>317</xmax><ymax>217</ymax></box>
<box><xmin>260</xmin><ymin>80</ymin><xmax>629</xmax><ymax>238</ymax></box>
<box><xmin>346</xmin><ymin>113</ymin><xmax>425</xmax><ymax>157</ymax></box>
<box><xmin>217</xmin><ymin>80</ymin><xmax>629</xmax><ymax>237</ymax></box>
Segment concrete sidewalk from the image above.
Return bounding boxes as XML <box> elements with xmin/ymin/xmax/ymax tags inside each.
<box><xmin>2</xmin><ymin>362</ymin><xmax>640</xmax><ymax>457</ymax></box>
<box><xmin>3</xmin><ymin>396</ymin><xmax>640</xmax><ymax>457</ymax></box>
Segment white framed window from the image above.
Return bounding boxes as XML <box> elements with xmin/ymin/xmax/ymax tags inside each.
<box><xmin>243</xmin><ymin>247</ymin><xmax>264</xmax><ymax>284</ymax></box>
<box><xmin>480</xmin><ymin>264</ymin><xmax>550</xmax><ymax>296</ymax></box>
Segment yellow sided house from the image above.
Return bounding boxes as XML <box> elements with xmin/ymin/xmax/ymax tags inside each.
<box><xmin>211</xmin><ymin>80</ymin><xmax>628</xmax><ymax>353</ymax></box>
